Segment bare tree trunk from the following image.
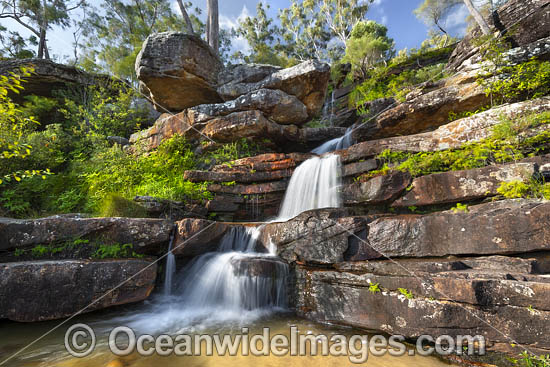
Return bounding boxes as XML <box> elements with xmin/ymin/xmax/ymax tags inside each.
<box><xmin>176</xmin><ymin>0</ymin><xmax>195</xmax><ymax>34</ymax></box>
<box><xmin>463</xmin><ymin>0</ymin><xmax>492</xmax><ymax>35</ymax></box>
<box><xmin>37</xmin><ymin>0</ymin><xmax>50</xmax><ymax>59</ymax></box>
<box><xmin>206</xmin><ymin>0</ymin><xmax>219</xmax><ymax>55</ymax></box>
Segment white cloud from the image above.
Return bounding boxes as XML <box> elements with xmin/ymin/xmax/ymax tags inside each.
<box><xmin>219</xmin><ymin>5</ymin><xmax>251</xmax><ymax>30</ymax></box>
<box><xmin>445</xmin><ymin>4</ymin><xmax>470</xmax><ymax>36</ymax></box>
<box><xmin>219</xmin><ymin>5</ymin><xmax>252</xmax><ymax>55</ymax></box>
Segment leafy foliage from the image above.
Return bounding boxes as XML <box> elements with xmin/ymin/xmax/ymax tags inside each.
<box><xmin>359</xmin><ymin>112</ymin><xmax>550</xmax><ymax>181</ymax></box>
<box><xmin>510</xmin><ymin>352</ymin><xmax>550</xmax><ymax>367</ymax></box>
<box><xmin>481</xmin><ymin>59</ymin><xmax>550</xmax><ymax>103</ymax></box>
<box><xmin>342</xmin><ymin>21</ymin><xmax>395</xmax><ymax>79</ymax></box>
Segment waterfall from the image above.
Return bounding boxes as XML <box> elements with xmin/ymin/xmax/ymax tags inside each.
<box><xmin>321</xmin><ymin>90</ymin><xmax>336</xmax><ymax>127</ymax></box>
<box><xmin>175</xmin><ymin>227</ymin><xmax>288</xmax><ymax>311</ymax></box>
<box><xmin>277</xmin><ymin>154</ymin><xmax>342</xmax><ymax>221</ymax></box>
<box><xmin>161</xmin><ymin>139</ymin><xmax>343</xmax><ymax>321</ymax></box>
<box><xmin>312</xmin><ymin>127</ymin><xmax>353</xmax><ymax>155</ymax></box>
<box><xmin>163</xmin><ymin>230</ymin><xmax>176</xmax><ymax>296</ymax></box>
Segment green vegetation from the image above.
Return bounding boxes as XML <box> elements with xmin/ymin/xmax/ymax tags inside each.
<box><xmin>342</xmin><ymin>21</ymin><xmax>395</xmax><ymax>80</ymax></box>
<box><xmin>93</xmin><ymin>243</ymin><xmax>143</xmax><ymax>259</ymax></box>
<box><xmin>17</xmin><ymin>238</ymin><xmax>143</xmax><ymax>260</ymax></box>
<box><xmin>481</xmin><ymin>58</ymin><xmax>550</xmax><ymax>104</ymax></box>
<box><xmin>359</xmin><ymin>112</ymin><xmax>550</xmax><ymax>181</ymax></box>
<box><xmin>510</xmin><ymin>352</ymin><xmax>550</xmax><ymax>367</ymax></box>
<box><xmin>398</xmin><ymin>288</ymin><xmax>414</xmax><ymax>299</ymax></box>
<box><xmin>368</xmin><ymin>283</ymin><xmax>381</xmax><ymax>294</ymax></box>
<box><xmin>349</xmin><ymin>54</ymin><xmax>449</xmax><ymax>108</ymax></box>
<box><xmin>451</xmin><ymin>203</ymin><xmax>469</xmax><ymax>213</ymax></box>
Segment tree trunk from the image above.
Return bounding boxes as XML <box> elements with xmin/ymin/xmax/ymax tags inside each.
<box><xmin>37</xmin><ymin>0</ymin><xmax>50</xmax><ymax>59</ymax></box>
<box><xmin>206</xmin><ymin>0</ymin><xmax>219</xmax><ymax>55</ymax></box>
<box><xmin>176</xmin><ymin>0</ymin><xmax>195</xmax><ymax>34</ymax></box>
<box><xmin>463</xmin><ymin>0</ymin><xmax>492</xmax><ymax>35</ymax></box>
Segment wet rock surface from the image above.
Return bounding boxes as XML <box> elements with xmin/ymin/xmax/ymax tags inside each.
<box><xmin>0</xmin><ymin>259</ymin><xmax>157</xmax><ymax>322</ymax></box>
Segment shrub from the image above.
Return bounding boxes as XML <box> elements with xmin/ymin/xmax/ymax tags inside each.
<box><xmin>99</xmin><ymin>194</ymin><xmax>148</xmax><ymax>218</ymax></box>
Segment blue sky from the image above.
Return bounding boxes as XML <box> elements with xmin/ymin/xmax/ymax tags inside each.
<box><xmin>1</xmin><ymin>0</ymin><xmax>469</xmax><ymax>62</ymax></box>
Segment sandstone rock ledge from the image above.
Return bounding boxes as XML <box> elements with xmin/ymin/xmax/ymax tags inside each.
<box><xmin>0</xmin><ymin>259</ymin><xmax>157</xmax><ymax>322</ymax></box>
<box><xmin>252</xmin><ymin>200</ymin><xmax>550</xmax><ymax>356</ymax></box>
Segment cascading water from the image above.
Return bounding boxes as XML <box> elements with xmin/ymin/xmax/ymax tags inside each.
<box><xmin>312</xmin><ymin>127</ymin><xmax>353</xmax><ymax>154</ymax></box>
<box><xmin>158</xmin><ymin>137</ymin><xmax>343</xmax><ymax>325</ymax></box>
<box><xmin>163</xmin><ymin>229</ymin><xmax>176</xmax><ymax>296</ymax></box>
<box><xmin>177</xmin><ymin>227</ymin><xmax>287</xmax><ymax>311</ymax></box>
<box><xmin>277</xmin><ymin>154</ymin><xmax>342</xmax><ymax>221</ymax></box>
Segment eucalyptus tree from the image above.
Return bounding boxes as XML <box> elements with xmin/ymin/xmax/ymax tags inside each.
<box><xmin>343</xmin><ymin>20</ymin><xmax>395</xmax><ymax>79</ymax></box>
<box><xmin>0</xmin><ymin>0</ymin><xmax>86</xmax><ymax>59</ymax></box>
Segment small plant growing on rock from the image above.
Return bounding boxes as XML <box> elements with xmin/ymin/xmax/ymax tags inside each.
<box><xmin>451</xmin><ymin>203</ymin><xmax>469</xmax><ymax>213</ymax></box>
<box><xmin>31</xmin><ymin>245</ymin><xmax>48</xmax><ymax>258</ymax></box>
<box><xmin>398</xmin><ymin>288</ymin><xmax>414</xmax><ymax>299</ymax></box>
<box><xmin>497</xmin><ymin>181</ymin><xmax>530</xmax><ymax>199</ymax></box>
<box><xmin>369</xmin><ymin>283</ymin><xmax>381</xmax><ymax>294</ymax></box>
<box><xmin>93</xmin><ymin>243</ymin><xmax>143</xmax><ymax>259</ymax></box>
<box><xmin>510</xmin><ymin>351</ymin><xmax>550</xmax><ymax>367</ymax></box>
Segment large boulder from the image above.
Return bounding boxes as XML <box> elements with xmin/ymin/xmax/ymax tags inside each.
<box><xmin>217</xmin><ymin>60</ymin><xmax>330</xmax><ymax>118</ymax></box>
<box><xmin>0</xmin><ymin>259</ymin><xmax>157</xmax><ymax>322</ymax></box>
<box><xmin>136</xmin><ymin>32</ymin><xmax>223</xmax><ymax>111</ymax></box>
<box><xmin>366</xmin><ymin>200</ymin><xmax>550</xmax><ymax>259</ymax></box>
<box><xmin>294</xmin><ymin>258</ymin><xmax>550</xmax><ymax>355</ymax></box>
<box><xmin>130</xmin><ymin>109</ymin><xmax>345</xmax><ymax>153</ymax></box>
<box><xmin>262</xmin><ymin>200</ymin><xmax>550</xmax><ymax>264</ymax></box>
<box><xmin>0</xmin><ymin>216</ymin><xmax>173</xmax><ymax>253</ymax></box>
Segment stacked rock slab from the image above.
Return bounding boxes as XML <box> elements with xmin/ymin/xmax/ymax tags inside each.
<box><xmin>0</xmin><ymin>216</ymin><xmax>173</xmax><ymax>322</ymax></box>
<box><xmin>133</xmin><ymin>37</ymin><xmax>332</xmax><ymax>152</ymax></box>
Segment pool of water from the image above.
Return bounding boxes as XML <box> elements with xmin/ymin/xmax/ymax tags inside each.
<box><xmin>0</xmin><ymin>298</ymin><xmax>452</xmax><ymax>367</ymax></box>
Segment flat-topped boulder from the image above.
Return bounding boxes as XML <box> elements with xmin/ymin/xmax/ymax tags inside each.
<box><xmin>0</xmin><ymin>216</ymin><xmax>173</xmax><ymax>253</ymax></box>
<box><xmin>217</xmin><ymin>60</ymin><xmax>330</xmax><ymax>118</ymax></box>
<box><xmin>0</xmin><ymin>259</ymin><xmax>157</xmax><ymax>322</ymax></box>
<box><xmin>136</xmin><ymin>32</ymin><xmax>223</xmax><ymax>111</ymax></box>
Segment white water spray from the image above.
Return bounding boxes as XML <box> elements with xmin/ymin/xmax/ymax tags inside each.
<box><xmin>277</xmin><ymin>154</ymin><xmax>342</xmax><ymax>221</ymax></box>
<box><xmin>312</xmin><ymin>127</ymin><xmax>353</xmax><ymax>155</ymax></box>
<box><xmin>163</xmin><ymin>230</ymin><xmax>176</xmax><ymax>296</ymax></box>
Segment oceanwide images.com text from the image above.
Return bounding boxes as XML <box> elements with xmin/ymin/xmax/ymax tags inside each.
<box><xmin>65</xmin><ymin>324</ymin><xmax>487</xmax><ymax>363</ymax></box>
